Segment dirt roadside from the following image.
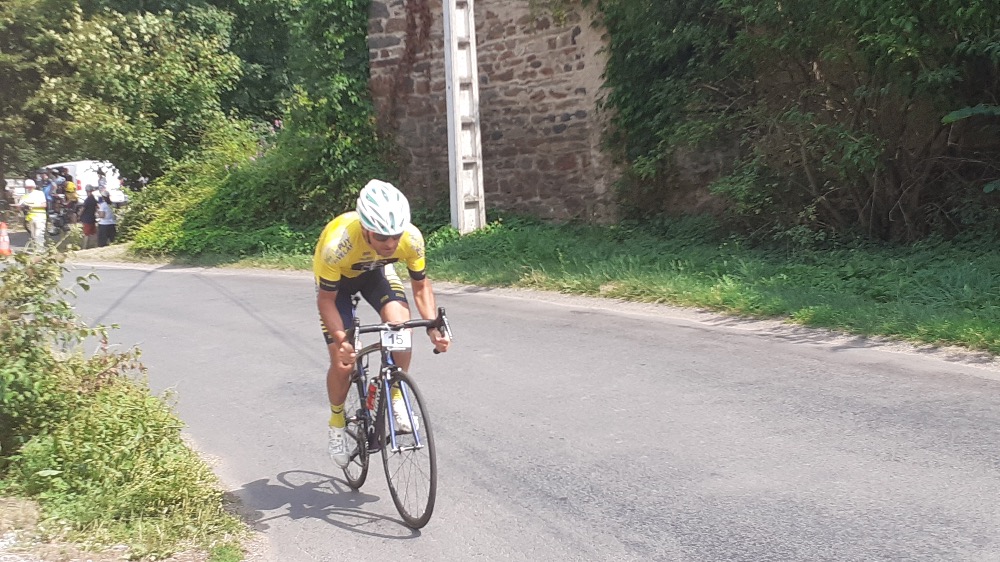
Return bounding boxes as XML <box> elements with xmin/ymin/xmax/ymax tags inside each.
<box><xmin>0</xmin><ymin>497</ymin><xmax>207</xmax><ymax>562</ymax></box>
<box><xmin>0</xmin><ymin>491</ymin><xmax>264</xmax><ymax>562</ymax></box>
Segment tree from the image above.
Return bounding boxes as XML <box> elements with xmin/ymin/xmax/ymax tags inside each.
<box><xmin>212</xmin><ymin>0</ymin><xmax>293</xmax><ymax>122</ymax></box>
<box><xmin>32</xmin><ymin>6</ymin><xmax>242</xmax><ymax>180</ymax></box>
<box><xmin>0</xmin><ymin>0</ymin><xmax>74</xmax><ymax>180</ymax></box>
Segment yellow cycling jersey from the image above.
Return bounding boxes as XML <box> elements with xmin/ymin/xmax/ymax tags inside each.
<box><xmin>312</xmin><ymin>211</ymin><xmax>426</xmax><ymax>291</ymax></box>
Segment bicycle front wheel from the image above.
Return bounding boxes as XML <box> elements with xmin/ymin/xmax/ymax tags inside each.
<box><xmin>342</xmin><ymin>374</ymin><xmax>370</xmax><ymax>489</ymax></box>
<box><xmin>380</xmin><ymin>370</ymin><xmax>437</xmax><ymax>529</ymax></box>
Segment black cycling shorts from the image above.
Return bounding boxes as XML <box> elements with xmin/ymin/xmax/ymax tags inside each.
<box><xmin>319</xmin><ymin>267</ymin><xmax>408</xmax><ymax>345</ymax></box>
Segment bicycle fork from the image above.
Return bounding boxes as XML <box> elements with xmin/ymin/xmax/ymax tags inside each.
<box><xmin>383</xmin><ymin>373</ymin><xmax>424</xmax><ymax>453</ymax></box>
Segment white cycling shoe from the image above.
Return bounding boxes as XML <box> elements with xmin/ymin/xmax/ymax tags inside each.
<box><xmin>328</xmin><ymin>426</ymin><xmax>350</xmax><ymax>468</ymax></box>
<box><xmin>392</xmin><ymin>395</ymin><xmax>419</xmax><ymax>433</ymax></box>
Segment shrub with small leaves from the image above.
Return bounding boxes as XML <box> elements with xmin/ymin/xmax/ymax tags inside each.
<box><xmin>0</xmin><ymin>250</ymin><xmax>137</xmax><ymax>462</ymax></box>
<box><xmin>0</xmin><ymin>249</ymin><xmax>243</xmax><ymax>557</ymax></box>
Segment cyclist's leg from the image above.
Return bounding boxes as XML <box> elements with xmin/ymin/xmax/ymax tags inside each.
<box><xmin>320</xmin><ymin>279</ymin><xmax>363</xmax><ymax>467</ymax></box>
<box><xmin>359</xmin><ymin>265</ymin><xmax>412</xmax><ymax>371</ymax></box>
<box><xmin>320</xmin><ymin>280</ymin><xmax>361</xmax><ymax>406</ymax></box>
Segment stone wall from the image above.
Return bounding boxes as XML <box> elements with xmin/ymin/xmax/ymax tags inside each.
<box><xmin>368</xmin><ymin>0</ymin><xmax>616</xmax><ymax>222</ymax></box>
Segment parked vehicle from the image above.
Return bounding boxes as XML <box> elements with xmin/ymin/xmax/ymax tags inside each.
<box><xmin>42</xmin><ymin>160</ymin><xmax>129</xmax><ymax>206</ymax></box>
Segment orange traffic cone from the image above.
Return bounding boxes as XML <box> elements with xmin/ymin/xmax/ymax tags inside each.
<box><xmin>0</xmin><ymin>222</ymin><xmax>11</xmax><ymax>256</ymax></box>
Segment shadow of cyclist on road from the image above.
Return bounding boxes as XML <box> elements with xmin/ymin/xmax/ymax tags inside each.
<box><xmin>229</xmin><ymin>470</ymin><xmax>419</xmax><ymax>539</ymax></box>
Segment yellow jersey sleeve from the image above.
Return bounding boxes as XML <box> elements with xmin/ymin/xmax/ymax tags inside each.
<box><xmin>400</xmin><ymin>224</ymin><xmax>427</xmax><ymax>279</ymax></box>
<box><xmin>313</xmin><ymin>213</ymin><xmax>356</xmax><ymax>291</ymax></box>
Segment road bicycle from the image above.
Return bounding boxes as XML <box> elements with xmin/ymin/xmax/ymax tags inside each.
<box><xmin>341</xmin><ymin>295</ymin><xmax>452</xmax><ymax>529</ymax></box>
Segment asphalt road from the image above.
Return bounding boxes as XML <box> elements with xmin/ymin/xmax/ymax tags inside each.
<box><xmin>4</xmin><ymin>223</ymin><xmax>29</xmax><ymax>250</ymax></box>
<box><xmin>67</xmin><ymin>261</ymin><xmax>1000</xmax><ymax>562</ymax></box>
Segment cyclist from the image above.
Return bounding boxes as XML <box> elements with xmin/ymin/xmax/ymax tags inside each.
<box><xmin>313</xmin><ymin>179</ymin><xmax>450</xmax><ymax>468</ymax></box>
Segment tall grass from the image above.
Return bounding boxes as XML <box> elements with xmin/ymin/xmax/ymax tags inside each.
<box><xmin>121</xmin><ymin>209</ymin><xmax>999</xmax><ymax>354</ymax></box>
<box><xmin>420</xmin><ymin>216</ymin><xmax>1000</xmax><ymax>354</ymax></box>
<box><xmin>0</xmin><ymin>250</ymin><xmax>245</xmax><ymax>559</ymax></box>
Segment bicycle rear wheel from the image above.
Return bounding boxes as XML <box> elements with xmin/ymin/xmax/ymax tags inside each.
<box><xmin>342</xmin><ymin>374</ymin><xmax>370</xmax><ymax>489</ymax></box>
<box><xmin>380</xmin><ymin>370</ymin><xmax>437</xmax><ymax>529</ymax></box>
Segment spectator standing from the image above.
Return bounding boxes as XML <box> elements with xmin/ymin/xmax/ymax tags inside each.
<box><xmin>17</xmin><ymin>179</ymin><xmax>47</xmax><ymax>250</ymax></box>
<box><xmin>63</xmin><ymin>173</ymin><xmax>79</xmax><ymax>222</ymax></box>
<box><xmin>79</xmin><ymin>185</ymin><xmax>99</xmax><ymax>249</ymax></box>
<box><xmin>55</xmin><ymin>168</ymin><xmax>67</xmax><ymax>193</ymax></box>
<box><xmin>96</xmin><ymin>189</ymin><xmax>117</xmax><ymax>247</ymax></box>
<box><xmin>40</xmin><ymin>170</ymin><xmax>56</xmax><ymax>210</ymax></box>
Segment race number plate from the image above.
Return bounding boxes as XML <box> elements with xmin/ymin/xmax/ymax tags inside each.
<box><xmin>381</xmin><ymin>329</ymin><xmax>412</xmax><ymax>351</ymax></box>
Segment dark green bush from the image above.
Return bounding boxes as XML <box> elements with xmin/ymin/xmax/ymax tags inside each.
<box><xmin>0</xmin><ymin>251</ymin><xmax>120</xmax><ymax>462</ymax></box>
<box><xmin>593</xmin><ymin>0</ymin><xmax>1000</xmax><ymax>242</ymax></box>
<box><xmin>12</xmin><ymin>383</ymin><xmax>232</xmax><ymax>538</ymax></box>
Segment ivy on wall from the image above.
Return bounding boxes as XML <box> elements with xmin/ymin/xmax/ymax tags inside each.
<box><xmin>588</xmin><ymin>0</ymin><xmax>1000</xmax><ymax>242</ymax></box>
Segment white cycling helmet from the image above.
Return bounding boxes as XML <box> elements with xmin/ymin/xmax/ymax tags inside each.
<box><xmin>356</xmin><ymin>179</ymin><xmax>410</xmax><ymax>236</ymax></box>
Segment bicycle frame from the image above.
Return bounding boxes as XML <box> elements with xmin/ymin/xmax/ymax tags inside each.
<box><xmin>350</xmin><ymin>333</ymin><xmax>422</xmax><ymax>455</ymax></box>
<box><xmin>339</xmin><ymin>293</ymin><xmax>450</xmax><ymax>528</ymax></box>
<box><xmin>349</xmin><ymin>295</ymin><xmax>444</xmax><ymax>453</ymax></box>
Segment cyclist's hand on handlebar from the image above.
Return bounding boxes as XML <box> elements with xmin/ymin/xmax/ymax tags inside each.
<box><xmin>336</xmin><ymin>341</ymin><xmax>356</xmax><ymax>367</ymax></box>
<box><xmin>428</xmin><ymin>327</ymin><xmax>450</xmax><ymax>354</ymax></box>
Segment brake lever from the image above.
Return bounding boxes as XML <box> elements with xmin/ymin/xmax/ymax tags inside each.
<box><xmin>432</xmin><ymin>307</ymin><xmax>452</xmax><ymax>354</ymax></box>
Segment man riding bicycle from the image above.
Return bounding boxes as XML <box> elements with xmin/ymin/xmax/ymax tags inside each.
<box><xmin>313</xmin><ymin>179</ymin><xmax>451</xmax><ymax>468</ymax></box>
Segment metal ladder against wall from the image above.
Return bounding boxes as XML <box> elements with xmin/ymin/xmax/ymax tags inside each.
<box><xmin>443</xmin><ymin>0</ymin><xmax>486</xmax><ymax>233</ymax></box>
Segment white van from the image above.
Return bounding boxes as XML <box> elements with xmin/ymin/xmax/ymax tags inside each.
<box><xmin>43</xmin><ymin>160</ymin><xmax>128</xmax><ymax>204</ymax></box>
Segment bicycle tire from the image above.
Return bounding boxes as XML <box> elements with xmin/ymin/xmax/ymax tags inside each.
<box><xmin>341</xmin><ymin>373</ymin><xmax>370</xmax><ymax>489</ymax></box>
<box><xmin>380</xmin><ymin>370</ymin><xmax>437</xmax><ymax>529</ymax></box>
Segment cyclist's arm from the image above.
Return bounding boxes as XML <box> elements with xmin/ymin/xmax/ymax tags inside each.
<box><xmin>403</xmin><ymin>227</ymin><xmax>435</xmax><ymax>321</ymax></box>
<box><xmin>410</xmin><ymin>276</ymin><xmax>451</xmax><ymax>352</ymax></box>
<box><xmin>409</xmin><ymin>276</ymin><xmax>437</xmax><ymax>323</ymax></box>
<box><xmin>314</xmin><ymin>223</ymin><xmax>350</xmax><ymax>345</ymax></box>
<box><xmin>401</xmin><ymin>225</ymin><xmax>447</xmax><ymax>348</ymax></box>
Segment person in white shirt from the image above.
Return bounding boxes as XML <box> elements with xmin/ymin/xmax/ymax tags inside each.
<box><xmin>96</xmin><ymin>189</ymin><xmax>117</xmax><ymax>247</ymax></box>
<box><xmin>17</xmin><ymin>179</ymin><xmax>47</xmax><ymax>250</ymax></box>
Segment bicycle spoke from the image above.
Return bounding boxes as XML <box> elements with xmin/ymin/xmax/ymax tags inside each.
<box><xmin>381</xmin><ymin>372</ymin><xmax>436</xmax><ymax>528</ymax></box>
<box><xmin>344</xmin><ymin>303</ymin><xmax>451</xmax><ymax>529</ymax></box>
<box><xmin>385</xmin><ymin>450</ymin><xmax>432</xmax><ymax>508</ymax></box>
<box><xmin>341</xmin><ymin>375</ymin><xmax>370</xmax><ymax>489</ymax></box>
